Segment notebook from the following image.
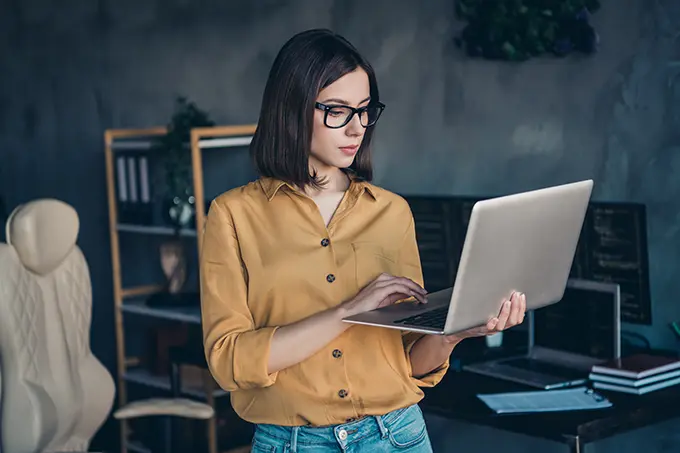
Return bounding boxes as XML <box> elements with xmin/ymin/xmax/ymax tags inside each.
<box><xmin>589</xmin><ymin>368</ymin><xmax>680</xmax><ymax>388</ymax></box>
<box><xmin>477</xmin><ymin>386</ymin><xmax>613</xmax><ymax>414</ymax></box>
<box><xmin>592</xmin><ymin>375</ymin><xmax>680</xmax><ymax>395</ymax></box>
<box><xmin>590</xmin><ymin>354</ymin><xmax>680</xmax><ymax>380</ymax></box>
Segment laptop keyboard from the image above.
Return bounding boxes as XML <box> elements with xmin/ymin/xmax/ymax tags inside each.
<box><xmin>394</xmin><ymin>306</ymin><xmax>448</xmax><ymax>330</ymax></box>
<box><xmin>501</xmin><ymin>358</ymin><xmax>586</xmax><ymax>380</ymax></box>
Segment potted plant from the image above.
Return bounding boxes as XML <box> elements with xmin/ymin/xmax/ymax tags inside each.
<box><xmin>152</xmin><ymin>96</ymin><xmax>215</xmax><ymax>231</ymax></box>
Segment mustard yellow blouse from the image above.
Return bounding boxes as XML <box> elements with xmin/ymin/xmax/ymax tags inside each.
<box><xmin>200</xmin><ymin>177</ymin><xmax>449</xmax><ymax>427</ymax></box>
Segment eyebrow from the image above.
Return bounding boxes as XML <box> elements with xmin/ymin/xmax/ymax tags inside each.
<box><xmin>320</xmin><ymin>96</ymin><xmax>371</xmax><ymax>106</ymax></box>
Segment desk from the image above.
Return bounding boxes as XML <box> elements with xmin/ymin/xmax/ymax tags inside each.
<box><xmin>421</xmin><ymin>340</ymin><xmax>680</xmax><ymax>453</ymax></box>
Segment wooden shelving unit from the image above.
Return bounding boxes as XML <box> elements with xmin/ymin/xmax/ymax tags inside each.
<box><xmin>104</xmin><ymin>124</ymin><xmax>258</xmax><ymax>453</ymax></box>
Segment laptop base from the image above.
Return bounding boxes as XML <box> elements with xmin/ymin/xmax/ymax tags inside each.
<box><xmin>342</xmin><ymin>288</ymin><xmax>452</xmax><ymax>335</ymax></box>
<box><xmin>464</xmin><ymin>355</ymin><xmax>590</xmax><ymax>390</ymax></box>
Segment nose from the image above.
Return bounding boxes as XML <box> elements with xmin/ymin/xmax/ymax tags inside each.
<box><xmin>345</xmin><ymin>113</ymin><xmax>363</xmax><ymax>137</ymax></box>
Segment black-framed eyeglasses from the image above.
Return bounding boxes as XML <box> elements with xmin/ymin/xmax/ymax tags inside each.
<box><xmin>315</xmin><ymin>101</ymin><xmax>385</xmax><ymax>129</ymax></box>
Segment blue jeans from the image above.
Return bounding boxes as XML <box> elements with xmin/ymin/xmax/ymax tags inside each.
<box><xmin>251</xmin><ymin>404</ymin><xmax>433</xmax><ymax>452</ymax></box>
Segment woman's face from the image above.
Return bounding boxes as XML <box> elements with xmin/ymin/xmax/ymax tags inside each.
<box><xmin>309</xmin><ymin>68</ymin><xmax>370</xmax><ymax>177</ymax></box>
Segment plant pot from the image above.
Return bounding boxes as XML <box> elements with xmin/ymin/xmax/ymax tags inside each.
<box><xmin>162</xmin><ymin>194</ymin><xmax>195</xmax><ymax>229</ymax></box>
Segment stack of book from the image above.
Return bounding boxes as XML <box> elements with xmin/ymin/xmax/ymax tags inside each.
<box><xmin>589</xmin><ymin>353</ymin><xmax>680</xmax><ymax>395</ymax></box>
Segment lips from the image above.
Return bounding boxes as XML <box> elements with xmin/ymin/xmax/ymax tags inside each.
<box><xmin>339</xmin><ymin>145</ymin><xmax>359</xmax><ymax>155</ymax></box>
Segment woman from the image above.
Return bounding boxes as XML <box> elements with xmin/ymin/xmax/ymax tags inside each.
<box><xmin>200</xmin><ymin>29</ymin><xmax>526</xmax><ymax>453</ymax></box>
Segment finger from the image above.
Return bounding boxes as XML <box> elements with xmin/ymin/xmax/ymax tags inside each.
<box><xmin>392</xmin><ymin>276</ymin><xmax>427</xmax><ymax>294</ymax></box>
<box><xmin>377</xmin><ymin>283</ymin><xmax>427</xmax><ymax>304</ymax></box>
<box><xmin>495</xmin><ymin>300</ymin><xmax>512</xmax><ymax>331</ymax></box>
<box><xmin>379</xmin><ymin>292</ymin><xmax>411</xmax><ymax>307</ymax></box>
<box><xmin>507</xmin><ymin>293</ymin><xmax>523</xmax><ymax>326</ymax></box>
<box><xmin>366</xmin><ymin>273</ymin><xmax>397</xmax><ymax>292</ymax></box>
<box><xmin>486</xmin><ymin>317</ymin><xmax>498</xmax><ymax>331</ymax></box>
<box><xmin>375</xmin><ymin>276</ymin><xmax>426</xmax><ymax>295</ymax></box>
<box><xmin>393</xmin><ymin>276</ymin><xmax>427</xmax><ymax>294</ymax></box>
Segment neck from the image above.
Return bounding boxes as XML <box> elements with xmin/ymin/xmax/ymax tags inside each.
<box><xmin>304</xmin><ymin>167</ymin><xmax>350</xmax><ymax>197</ymax></box>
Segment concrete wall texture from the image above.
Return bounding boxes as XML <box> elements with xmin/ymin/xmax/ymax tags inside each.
<box><xmin>1</xmin><ymin>0</ymin><xmax>679</xmax><ymax>451</ymax></box>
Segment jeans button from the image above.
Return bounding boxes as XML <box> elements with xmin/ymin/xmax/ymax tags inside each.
<box><xmin>338</xmin><ymin>429</ymin><xmax>348</xmax><ymax>440</ymax></box>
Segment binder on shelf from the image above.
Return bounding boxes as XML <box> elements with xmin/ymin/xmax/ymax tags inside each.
<box><xmin>115</xmin><ymin>151</ymin><xmax>154</xmax><ymax>225</ymax></box>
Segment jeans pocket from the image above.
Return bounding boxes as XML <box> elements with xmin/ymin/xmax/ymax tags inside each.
<box><xmin>251</xmin><ymin>439</ymin><xmax>277</xmax><ymax>453</ymax></box>
<box><xmin>387</xmin><ymin>405</ymin><xmax>428</xmax><ymax>449</ymax></box>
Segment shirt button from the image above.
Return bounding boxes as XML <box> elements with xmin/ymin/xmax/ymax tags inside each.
<box><xmin>321</xmin><ymin>238</ymin><xmax>330</xmax><ymax>247</ymax></box>
<box><xmin>338</xmin><ymin>429</ymin><xmax>348</xmax><ymax>440</ymax></box>
<box><xmin>338</xmin><ymin>389</ymin><xmax>348</xmax><ymax>398</ymax></box>
<box><xmin>332</xmin><ymin>349</ymin><xmax>343</xmax><ymax>358</ymax></box>
<box><xmin>326</xmin><ymin>274</ymin><xmax>336</xmax><ymax>283</ymax></box>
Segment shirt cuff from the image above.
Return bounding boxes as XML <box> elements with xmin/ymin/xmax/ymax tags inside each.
<box><xmin>402</xmin><ymin>332</ymin><xmax>450</xmax><ymax>388</ymax></box>
<box><xmin>232</xmin><ymin>326</ymin><xmax>280</xmax><ymax>389</ymax></box>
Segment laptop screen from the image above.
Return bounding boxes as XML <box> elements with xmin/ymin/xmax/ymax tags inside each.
<box><xmin>533</xmin><ymin>284</ymin><xmax>619</xmax><ymax>360</ymax></box>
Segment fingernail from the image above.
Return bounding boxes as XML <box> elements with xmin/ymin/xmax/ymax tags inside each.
<box><xmin>505</xmin><ymin>301</ymin><xmax>511</xmax><ymax>308</ymax></box>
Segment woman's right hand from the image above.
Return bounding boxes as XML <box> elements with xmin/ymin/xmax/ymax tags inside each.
<box><xmin>340</xmin><ymin>273</ymin><xmax>428</xmax><ymax>318</ymax></box>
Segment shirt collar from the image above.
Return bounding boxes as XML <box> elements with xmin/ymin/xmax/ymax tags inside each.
<box><xmin>259</xmin><ymin>176</ymin><xmax>378</xmax><ymax>202</ymax></box>
<box><xmin>259</xmin><ymin>177</ymin><xmax>290</xmax><ymax>201</ymax></box>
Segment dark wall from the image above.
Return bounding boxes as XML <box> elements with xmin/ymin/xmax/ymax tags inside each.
<box><xmin>1</xmin><ymin>0</ymin><xmax>679</xmax><ymax>450</ymax></box>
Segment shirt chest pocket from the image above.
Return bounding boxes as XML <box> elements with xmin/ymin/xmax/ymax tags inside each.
<box><xmin>351</xmin><ymin>242</ymin><xmax>400</xmax><ymax>290</ymax></box>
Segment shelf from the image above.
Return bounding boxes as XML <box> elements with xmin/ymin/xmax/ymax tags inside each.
<box><xmin>107</xmin><ymin>125</ymin><xmax>256</xmax><ymax>453</ymax></box>
<box><xmin>111</xmin><ymin>140</ymin><xmax>157</xmax><ymax>150</ymax></box>
<box><xmin>111</xmin><ymin>136</ymin><xmax>253</xmax><ymax>151</ymax></box>
<box><xmin>124</xmin><ymin>367</ymin><xmax>227</xmax><ymax>398</ymax></box>
<box><xmin>198</xmin><ymin>136</ymin><xmax>253</xmax><ymax>148</ymax></box>
<box><xmin>117</xmin><ymin>223</ymin><xmax>197</xmax><ymax>237</ymax></box>
<box><xmin>121</xmin><ymin>298</ymin><xmax>201</xmax><ymax>324</ymax></box>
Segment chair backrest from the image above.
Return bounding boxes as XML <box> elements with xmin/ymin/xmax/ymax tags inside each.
<box><xmin>0</xmin><ymin>199</ymin><xmax>115</xmax><ymax>453</ymax></box>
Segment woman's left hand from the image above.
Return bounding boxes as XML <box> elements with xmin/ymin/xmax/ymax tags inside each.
<box><xmin>443</xmin><ymin>291</ymin><xmax>527</xmax><ymax>344</ymax></box>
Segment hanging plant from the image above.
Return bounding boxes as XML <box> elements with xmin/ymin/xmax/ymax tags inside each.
<box><xmin>455</xmin><ymin>0</ymin><xmax>601</xmax><ymax>61</ymax></box>
<box><xmin>151</xmin><ymin>96</ymin><xmax>214</xmax><ymax>229</ymax></box>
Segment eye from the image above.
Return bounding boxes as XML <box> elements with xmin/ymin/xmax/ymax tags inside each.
<box><xmin>328</xmin><ymin>109</ymin><xmax>344</xmax><ymax>117</ymax></box>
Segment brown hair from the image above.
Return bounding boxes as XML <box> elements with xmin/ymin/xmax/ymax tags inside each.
<box><xmin>250</xmin><ymin>29</ymin><xmax>380</xmax><ymax>189</ymax></box>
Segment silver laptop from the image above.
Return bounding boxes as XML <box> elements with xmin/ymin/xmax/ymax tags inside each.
<box><xmin>464</xmin><ymin>278</ymin><xmax>622</xmax><ymax>389</ymax></box>
<box><xmin>342</xmin><ymin>180</ymin><xmax>594</xmax><ymax>335</ymax></box>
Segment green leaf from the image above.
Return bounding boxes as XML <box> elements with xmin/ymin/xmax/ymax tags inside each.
<box><xmin>455</xmin><ymin>0</ymin><xmax>600</xmax><ymax>61</ymax></box>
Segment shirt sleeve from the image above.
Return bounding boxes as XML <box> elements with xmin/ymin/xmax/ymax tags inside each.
<box><xmin>398</xmin><ymin>210</ymin><xmax>450</xmax><ymax>388</ymax></box>
<box><xmin>200</xmin><ymin>199</ymin><xmax>280</xmax><ymax>391</ymax></box>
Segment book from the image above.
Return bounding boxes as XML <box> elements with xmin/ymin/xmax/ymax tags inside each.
<box><xmin>590</xmin><ymin>354</ymin><xmax>680</xmax><ymax>380</ymax></box>
<box><xmin>592</xmin><ymin>374</ymin><xmax>680</xmax><ymax>395</ymax></box>
<box><xmin>589</xmin><ymin>368</ymin><xmax>680</xmax><ymax>388</ymax></box>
